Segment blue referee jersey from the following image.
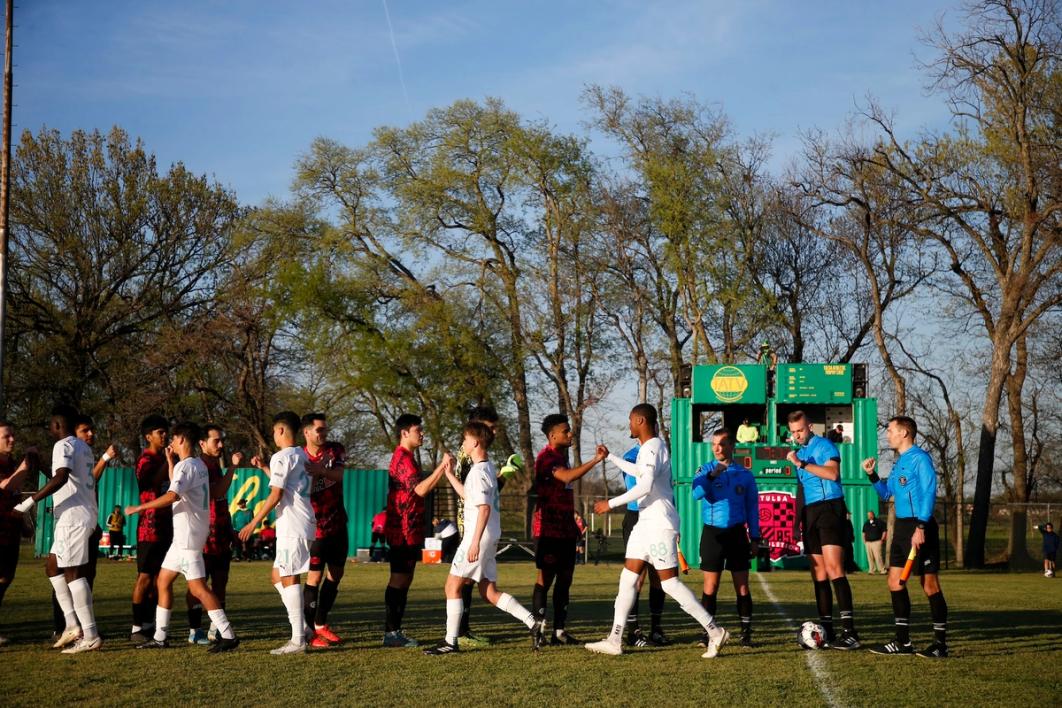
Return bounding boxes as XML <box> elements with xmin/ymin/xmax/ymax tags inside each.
<box><xmin>872</xmin><ymin>445</ymin><xmax>936</xmax><ymax>522</ymax></box>
<box><xmin>692</xmin><ymin>460</ymin><xmax>760</xmax><ymax>538</ymax></box>
<box><xmin>796</xmin><ymin>434</ymin><xmax>844</xmax><ymax>505</ymax></box>
<box><xmin>621</xmin><ymin>445</ymin><xmax>640</xmax><ymax>512</ymax></box>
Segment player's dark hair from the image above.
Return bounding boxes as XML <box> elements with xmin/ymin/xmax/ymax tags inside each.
<box><xmin>631</xmin><ymin>403</ymin><xmax>658</xmax><ymax>428</ymax></box>
<box><xmin>172</xmin><ymin>420</ymin><xmax>202</xmax><ymax>443</ymax></box>
<box><xmin>786</xmin><ymin>410</ymin><xmax>807</xmax><ymax>424</ymax></box>
<box><xmin>468</xmin><ymin>405</ymin><xmax>499</xmax><ymax>424</ymax></box>
<box><xmin>541</xmin><ymin>413</ymin><xmax>569</xmax><ymax>437</ymax></box>
<box><xmin>273</xmin><ymin>411</ymin><xmax>301</xmax><ymax>433</ymax></box>
<box><xmin>73</xmin><ymin>414</ymin><xmax>94</xmax><ymax>430</ymax></box>
<box><xmin>301</xmin><ymin>412</ymin><xmax>326</xmax><ymax>429</ymax></box>
<box><xmin>711</xmin><ymin>428</ymin><xmax>733</xmax><ymax>444</ymax></box>
<box><xmin>140</xmin><ymin>413</ymin><xmax>169</xmax><ymax>438</ymax></box>
<box><xmin>52</xmin><ymin>404</ymin><xmax>80</xmax><ymax>434</ymax></box>
<box><xmin>395</xmin><ymin>414</ymin><xmax>422</xmax><ymax>437</ymax></box>
<box><xmin>0</xmin><ymin>419</ymin><xmax>12</xmax><ymax>430</ymax></box>
<box><xmin>203</xmin><ymin>423</ymin><xmax>223</xmax><ymax>438</ymax></box>
<box><xmin>888</xmin><ymin>415</ymin><xmax>917</xmax><ymax>441</ymax></box>
<box><xmin>464</xmin><ymin>420</ymin><xmax>494</xmax><ymax>448</ymax></box>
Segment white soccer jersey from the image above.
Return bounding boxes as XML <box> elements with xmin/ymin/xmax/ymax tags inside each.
<box><xmin>607</xmin><ymin>437</ymin><xmax>680</xmax><ymax>529</ymax></box>
<box><xmin>461</xmin><ymin>460</ymin><xmax>501</xmax><ymax>544</ymax></box>
<box><xmin>270</xmin><ymin>446</ymin><xmax>316</xmax><ymax>539</ymax></box>
<box><xmin>51</xmin><ymin>436</ymin><xmax>97</xmax><ymax>527</ymax></box>
<box><xmin>169</xmin><ymin>457</ymin><xmax>211</xmax><ymax>551</ymax></box>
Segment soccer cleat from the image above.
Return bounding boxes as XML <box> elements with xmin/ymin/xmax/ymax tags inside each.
<box><xmin>309</xmin><ymin>635</ymin><xmax>334</xmax><ymax>649</ymax></box>
<box><xmin>136</xmin><ymin>639</ymin><xmax>170</xmax><ymax>649</ymax></box>
<box><xmin>188</xmin><ymin>628</ymin><xmax>210</xmax><ymax>645</ymax></box>
<box><xmin>916</xmin><ymin>642</ymin><xmax>948</xmax><ymax>659</ymax></box>
<box><xmin>53</xmin><ymin>627</ymin><xmax>82</xmax><ymax>649</ymax></box>
<box><xmin>0</xmin><ymin>635</ymin><xmax>8</xmax><ymax>647</ymax></box>
<box><xmin>585</xmin><ymin>639</ymin><xmax>623</xmax><ymax>656</ymax></box>
<box><xmin>701</xmin><ymin>628</ymin><xmax>730</xmax><ymax>659</ymax></box>
<box><xmin>423</xmin><ymin>640</ymin><xmax>459</xmax><ymax>656</ymax></box>
<box><xmin>270</xmin><ymin>640</ymin><xmax>307</xmax><ymax>655</ymax></box>
<box><xmin>129</xmin><ymin>631</ymin><xmax>149</xmax><ymax>645</ymax></box>
<box><xmin>382</xmin><ymin>631</ymin><xmax>418</xmax><ymax>648</ymax></box>
<box><xmin>61</xmin><ymin>636</ymin><xmax>102</xmax><ymax>654</ymax></box>
<box><xmin>314</xmin><ymin>625</ymin><xmax>341</xmax><ymax>644</ymax></box>
<box><xmin>740</xmin><ymin>632</ymin><xmax>753</xmax><ymax>648</ymax></box>
<box><xmin>830</xmin><ymin>629</ymin><xmax>861</xmax><ymax>650</ymax></box>
<box><xmin>869</xmin><ymin>641</ymin><xmax>914</xmax><ymax>655</ymax></box>
<box><xmin>530</xmin><ymin>618</ymin><xmax>547</xmax><ymax>651</ymax></box>
<box><xmin>457</xmin><ymin>632</ymin><xmax>492</xmax><ymax>648</ymax></box>
<box><xmin>627</xmin><ymin>628</ymin><xmax>650</xmax><ymax>647</ymax></box>
<box><xmin>649</xmin><ymin>629</ymin><xmax>672</xmax><ymax>646</ymax></box>
<box><xmin>549</xmin><ymin>630</ymin><xmax>582</xmax><ymax>646</ymax></box>
<box><xmin>207</xmin><ymin>636</ymin><xmax>240</xmax><ymax>653</ymax></box>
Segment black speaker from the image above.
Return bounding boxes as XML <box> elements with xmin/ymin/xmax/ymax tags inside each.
<box><xmin>852</xmin><ymin>363</ymin><xmax>867</xmax><ymax>398</ymax></box>
<box><xmin>679</xmin><ymin>363</ymin><xmax>692</xmax><ymax>398</ymax></box>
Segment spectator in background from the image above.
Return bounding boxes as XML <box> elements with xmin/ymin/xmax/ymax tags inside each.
<box><xmin>107</xmin><ymin>505</ymin><xmax>126</xmax><ymax>560</ymax></box>
<box><xmin>827</xmin><ymin>425</ymin><xmax>845</xmax><ymax>444</ymax></box>
<box><xmin>433</xmin><ymin>517</ymin><xmax>459</xmax><ymax>562</ymax></box>
<box><xmin>370</xmin><ymin>508</ymin><xmax>387</xmax><ymax>562</ymax></box>
<box><xmin>844</xmin><ymin>513</ymin><xmax>858</xmax><ymax>573</ymax></box>
<box><xmin>231</xmin><ymin>499</ymin><xmax>252</xmax><ymax>561</ymax></box>
<box><xmin>736</xmin><ymin>419</ymin><xmax>759</xmax><ymax>444</ymax></box>
<box><xmin>256</xmin><ymin>519</ymin><xmax>276</xmax><ymax>560</ymax></box>
<box><xmin>1038</xmin><ymin>523</ymin><xmax>1059</xmax><ymax>578</ymax></box>
<box><xmin>574</xmin><ymin>511</ymin><xmax>587</xmax><ymax>564</ymax></box>
<box><xmin>862</xmin><ymin>510</ymin><xmax>887</xmax><ymax>574</ymax></box>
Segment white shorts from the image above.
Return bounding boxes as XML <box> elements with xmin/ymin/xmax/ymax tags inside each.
<box><xmin>161</xmin><ymin>547</ymin><xmax>206</xmax><ymax>580</ymax></box>
<box><xmin>625</xmin><ymin>521</ymin><xmax>679</xmax><ymax>570</ymax></box>
<box><xmin>450</xmin><ymin>539</ymin><xmax>499</xmax><ymax>583</ymax></box>
<box><xmin>51</xmin><ymin>523</ymin><xmax>94</xmax><ymax>569</ymax></box>
<box><xmin>274</xmin><ymin>536</ymin><xmax>311</xmax><ymax>577</ymax></box>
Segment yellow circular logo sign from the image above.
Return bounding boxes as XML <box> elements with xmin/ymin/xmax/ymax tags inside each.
<box><xmin>710</xmin><ymin>366</ymin><xmax>748</xmax><ymax>402</ymax></box>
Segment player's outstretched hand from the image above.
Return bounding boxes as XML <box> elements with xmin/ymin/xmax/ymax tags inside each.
<box><xmin>596</xmin><ymin>444</ymin><xmax>609</xmax><ymax>459</ymax></box>
<box><xmin>124</xmin><ymin>505</ymin><xmax>139</xmax><ymax>517</ymax></box>
<box><xmin>593</xmin><ymin>499</ymin><xmax>610</xmax><ymax>515</ymax></box>
<box><xmin>105</xmin><ymin>444</ymin><xmax>118</xmax><ymax>461</ymax></box>
<box><xmin>238</xmin><ymin>522</ymin><xmax>255</xmax><ymax>543</ymax></box>
<box><xmin>785</xmin><ymin>450</ymin><xmax>800</xmax><ymax>466</ymax></box>
<box><xmin>861</xmin><ymin>458</ymin><xmax>876</xmax><ymax>475</ymax></box>
<box><xmin>231</xmin><ymin>451</ymin><xmax>245</xmax><ymax>468</ymax></box>
<box><xmin>250</xmin><ymin>455</ymin><xmax>263</xmax><ymax>469</ymax></box>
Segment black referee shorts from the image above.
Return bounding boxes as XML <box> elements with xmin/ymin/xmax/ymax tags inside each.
<box><xmin>890</xmin><ymin>517</ymin><xmax>941</xmax><ymax>575</ymax></box>
<box><xmin>388</xmin><ymin>543</ymin><xmax>420</xmax><ymax>574</ymax></box>
<box><xmin>622</xmin><ymin>509</ymin><xmax>639</xmax><ymax>547</ymax></box>
<box><xmin>0</xmin><ymin>544</ymin><xmax>19</xmax><ymax>581</ymax></box>
<box><xmin>137</xmin><ymin>539</ymin><xmax>168</xmax><ymax>575</ymax></box>
<box><xmin>535</xmin><ymin>536</ymin><xmax>577</xmax><ymax>571</ymax></box>
<box><xmin>310</xmin><ymin>534</ymin><xmax>349</xmax><ymax>572</ymax></box>
<box><xmin>698</xmin><ymin>524</ymin><xmax>751</xmax><ymax>573</ymax></box>
<box><xmin>801</xmin><ymin>498</ymin><xmax>849</xmax><ymax>556</ymax></box>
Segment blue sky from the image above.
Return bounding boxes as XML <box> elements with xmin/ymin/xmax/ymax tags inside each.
<box><xmin>17</xmin><ymin>1</ymin><xmax>960</xmax><ymax>206</ymax></box>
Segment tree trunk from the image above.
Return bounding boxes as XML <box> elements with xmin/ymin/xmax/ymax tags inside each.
<box><xmin>1005</xmin><ymin>334</ymin><xmax>1032</xmax><ymax>566</ymax></box>
<box><xmin>965</xmin><ymin>343</ymin><xmax>1010</xmax><ymax>568</ymax></box>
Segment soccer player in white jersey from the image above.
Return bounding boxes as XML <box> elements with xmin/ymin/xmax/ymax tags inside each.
<box><xmin>423</xmin><ymin>421</ymin><xmax>543</xmax><ymax>655</ymax></box>
<box><xmin>586</xmin><ymin>403</ymin><xmax>730</xmax><ymax>658</ymax></box>
<box><xmin>14</xmin><ymin>405</ymin><xmax>102</xmax><ymax>653</ymax></box>
<box><xmin>238</xmin><ymin>411</ymin><xmax>320</xmax><ymax>655</ymax></box>
<box><xmin>124</xmin><ymin>421</ymin><xmax>239</xmax><ymax>652</ymax></box>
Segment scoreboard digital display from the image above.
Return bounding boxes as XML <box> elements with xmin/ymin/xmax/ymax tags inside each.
<box><xmin>776</xmin><ymin>363</ymin><xmax>852</xmax><ymax>402</ymax></box>
<box><xmin>755</xmin><ymin>446</ymin><xmax>793</xmax><ymax>461</ymax></box>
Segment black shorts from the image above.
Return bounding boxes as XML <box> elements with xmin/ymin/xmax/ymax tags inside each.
<box><xmin>802</xmin><ymin>498</ymin><xmax>849</xmax><ymax>556</ymax></box>
<box><xmin>890</xmin><ymin>517</ymin><xmax>941</xmax><ymax>575</ymax></box>
<box><xmin>1047</xmin><ymin>551</ymin><xmax>1058</xmax><ymax>563</ymax></box>
<box><xmin>88</xmin><ymin>526</ymin><xmax>102</xmax><ymax>567</ymax></box>
<box><xmin>535</xmin><ymin>537</ymin><xmax>577</xmax><ymax>571</ymax></box>
<box><xmin>622</xmin><ymin>510</ymin><xmax>639</xmax><ymax>546</ymax></box>
<box><xmin>388</xmin><ymin>544</ymin><xmax>420</xmax><ymax>573</ymax></box>
<box><xmin>137</xmin><ymin>539</ymin><xmax>169</xmax><ymax>575</ymax></box>
<box><xmin>310</xmin><ymin>534</ymin><xmax>349</xmax><ymax>572</ymax></box>
<box><xmin>204</xmin><ymin>552</ymin><xmax>231</xmax><ymax>579</ymax></box>
<box><xmin>0</xmin><ymin>543</ymin><xmax>19</xmax><ymax>581</ymax></box>
<box><xmin>698</xmin><ymin>524</ymin><xmax>751</xmax><ymax>573</ymax></box>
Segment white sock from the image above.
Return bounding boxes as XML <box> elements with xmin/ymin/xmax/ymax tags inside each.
<box><xmin>281</xmin><ymin>584</ymin><xmax>304</xmax><ymax>643</ymax></box>
<box><xmin>274</xmin><ymin>581</ymin><xmax>284</xmax><ymax>594</ymax></box>
<box><xmin>445</xmin><ymin>598</ymin><xmax>463</xmax><ymax>645</ymax></box>
<box><xmin>496</xmin><ymin>592</ymin><xmax>535</xmax><ymax>629</ymax></box>
<box><xmin>661</xmin><ymin>576</ymin><xmax>717</xmax><ymax>632</ymax></box>
<box><xmin>154</xmin><ymin>606</ymin><xmax>172</xmax><ymax>642</ymax></box>
<box><xmin>68</xmin><ymin>577</ymin><xmax>98</xmax><ymax>642</ymax></box>
<box><xmin>608</xmin><ymin>568</ymin><xmax>640</xmax><ymax>643</ymax></box>
<box><xmin>48</xmin><ymin>575</ymin><xmax>78</xmax><ymax>631</ymax></box>
<box><xmin>207</xmin><ymin>609</ymin><xmax>235</xmax><ymax>640</ymax></box>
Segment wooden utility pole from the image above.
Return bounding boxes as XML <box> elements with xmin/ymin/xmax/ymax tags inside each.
<box><xmin>0</xmin><ymin>0</ymin><xmax>12</xmax><ymax>413</ymax></box>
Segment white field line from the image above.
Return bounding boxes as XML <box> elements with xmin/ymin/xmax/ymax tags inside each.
<box><xmin>755</xmin><ymin>574</ymin><xmax>843</xmax><ymax>708</ymax></box>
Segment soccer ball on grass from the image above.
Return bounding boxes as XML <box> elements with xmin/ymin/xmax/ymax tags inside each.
<box><xmin>797</xmin><ymin>621</ymin><xmax>826</xmax><ymax>650</ymax></box>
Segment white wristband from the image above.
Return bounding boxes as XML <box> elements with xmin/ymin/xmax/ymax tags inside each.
<box><xmin>102</xmin><ymin>452</ymin><xmax>113</xmax><ymax>462</ymax></box>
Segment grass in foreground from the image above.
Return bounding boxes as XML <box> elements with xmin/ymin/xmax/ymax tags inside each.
<box><xmin>1</xmin><ymin>546</ymin><xmax>1060</xmax><ymax>706</ymax></box>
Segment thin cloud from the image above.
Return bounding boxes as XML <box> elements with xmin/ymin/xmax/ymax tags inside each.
<box><xmin>382</xmin><ymin>0</ymin><xmax>412</xmax><ymax>116</ymax></box>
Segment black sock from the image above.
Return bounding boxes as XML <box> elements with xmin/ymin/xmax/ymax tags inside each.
<box><xmin>832</xmin><ymin>577</ymin><xmax>854</xmax><ymax>632</ymax></box>
<box><xmin>627</xmin><ymin>595</ymin><xmax>641</xmax><ymax>633</ymax></box>
<box><xmin>927</xmin><ymin>591</ymin><xmax>947</xmax><ymax>644</ymax></box>
<box><xmin>384</xmin><ymin>585</ymin><xmax>400</xmax><ymax>632</ymax></box>
<box><xmin>459</xmin><ymin>582</ymin><xmax>473</xmax><ymax>635</ymax></box>
<box><xmin>532</xmin><ymin>583</ymin><xmax>548</xmax><ymax>620</ymax></box>
<box><xmin>396</xmin><ymin>586</ymin><xmax>410</xmax><ymax>627</ymax></box>
<box><xmin>317</xmin><ymin>577</ymin><xmax>339</xmax><ymax>625</ymax></box>
<box><xmin>813</xmin><ymin>579</ymin><xmax>834</xmax><ymax>640</ymax></box>
<box><xmin>737</xmin><ymin>593</ymin><xmax>753</xmax><ymax>634</ymax></box>
<box><xmin>132</xmin><ymin>601</ymin><xmax>143</xmax><ymax>627</ymax></box>
<box><xmin>188</xmin><ymin>603</ymin><xmax>203</xmax><ymax>630</ymax></box>
<box><xmin>701</xmin><ymin>592</ymin><xmax>717</xmax><ymax>617</ymax></box>
<box><xmin>553</xmin><ymin>575</ymin><xmax>572</xmax><ymax>630</ymax></box>
<box><xmin>304</xmin><ymin>584</ymin><xmax>319</xmax><ymax>630</ymax></box>
<box><xmin>890</xmin><ymin>588</ymin><xmax>911</xmax><ymax>644</ymax></box>
<box><xmin>0</xmin><ymin>581</ymin><xmax>7</xmax><ymax>607</ymax></box>
<box><xmin>649</xmin><ymin>584</ymin><xmax>664</xmax><ymax>633</ymax></box>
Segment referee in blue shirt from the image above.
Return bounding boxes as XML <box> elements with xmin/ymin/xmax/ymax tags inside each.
<box><xmin>786</xmin><ymin>410</ymin><xmax>861</xmax><ymax>649</ymax></box>
<box><xmin>864</xmin><ymin>416</ymin><xmax>949</xmax><ymax>658</ymax></box>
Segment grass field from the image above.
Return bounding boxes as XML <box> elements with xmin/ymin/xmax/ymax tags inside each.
<box><xmin>1</xmin><ymin>546</ymin><xmax>1060</xmax><ymax>707</ymax></box>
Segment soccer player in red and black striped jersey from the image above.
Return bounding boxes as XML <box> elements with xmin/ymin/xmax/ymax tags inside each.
<box><xmin>532</xmin><ymin>414</ymin><xmax>605</xmax><ymax>645</ymax></box>
<box><xmin>302</xmin><ymin>413</ymin><xmax>349</xmax><ymax>648</ymax></box>
<box><xmin>0</xmin><ymin>420</ymin><xmax>37</xmax><ymax>646</ymax></box>
<box><xmin>130</xmin><ymin>414</ymin><xmax>172</xmax><ymax>644</ymax></box>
